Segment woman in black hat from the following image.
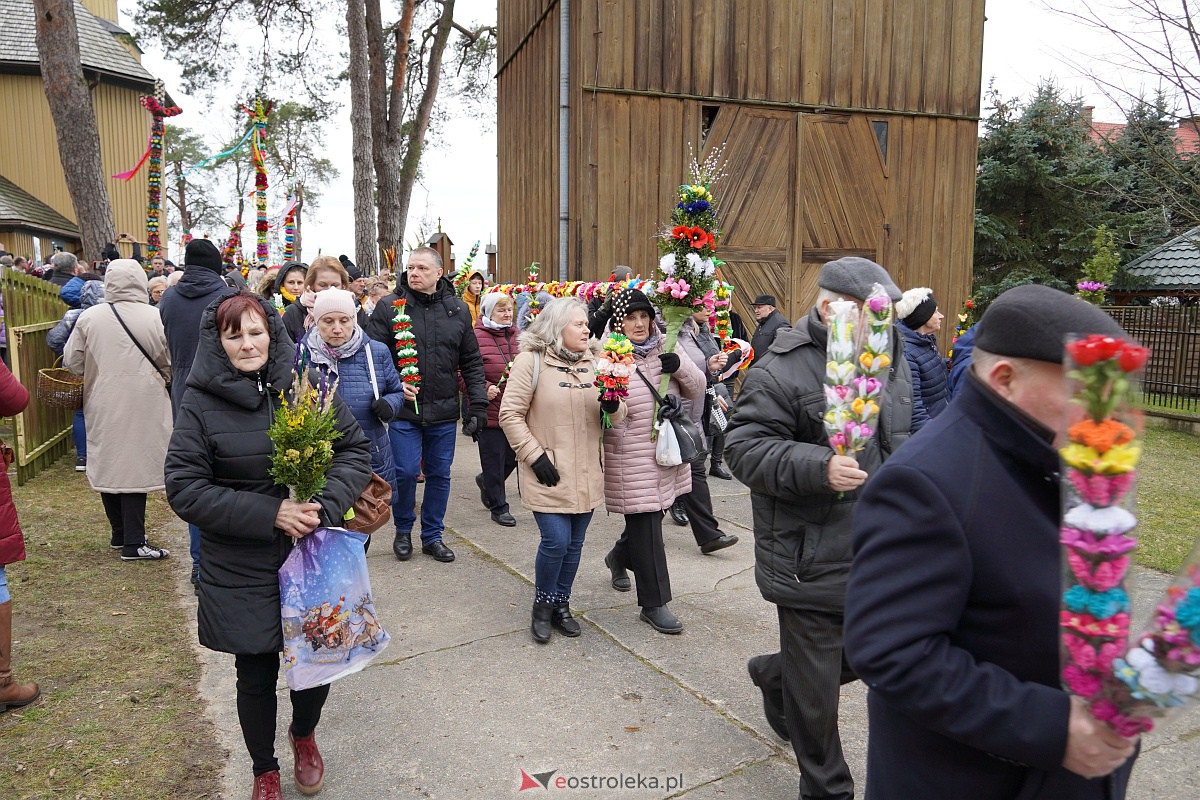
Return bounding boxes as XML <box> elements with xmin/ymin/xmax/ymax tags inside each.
<box><xmin>895</xmin><ymin>287</ymin><xmax>948</xmax><ymax>431</ymax></box>
<box><xmin>599</xmin><ymin>288</ymin><xmax>706</xmax><ymax>634</ymax></box>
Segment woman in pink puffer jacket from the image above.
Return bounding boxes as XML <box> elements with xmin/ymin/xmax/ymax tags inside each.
<box><xmin>601</xmin><ymin>288</ymin><xmax>705</xmax><ymax>635</ymax></box>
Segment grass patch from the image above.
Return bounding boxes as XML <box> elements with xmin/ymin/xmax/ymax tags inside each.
<box><xmin>1136</xmin><ymin>426</ymin><xmax>1200</xmax><ymax>574</ymax></box>
<box><xmin>0</xmin><ymin>461</ymin><xmax>221</xmax><ymax>799</ymax></box>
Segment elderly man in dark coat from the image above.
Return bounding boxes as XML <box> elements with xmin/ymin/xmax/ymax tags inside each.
<box><xmin>748</xmin><ymin>293</ymin><xmax>791</xmax><ymax>363</ymax></box>
<box><xmin>845</xmin><ymin>284</ymin><xmax>1140</xmax><ymax>799</ymax></box>
<box><xmin>157</xmin><ymin>238</ymin><xmax>238</xmax><ymax>587</ymax></box>
<box><xmin>726</xmin><ymin>257</ymin><xmax>911</xmax><ymax>800</ymax></box>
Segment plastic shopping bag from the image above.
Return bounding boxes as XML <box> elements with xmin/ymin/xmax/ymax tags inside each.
<box><xmin>655</xmin><ymin>417</ymin><xmax>683</xmax><ymax>467</ymax></box>
<box><xmin>279</xmin><ymin>527</ymin><xmax>390</xmax><ymax>691</ymax></box>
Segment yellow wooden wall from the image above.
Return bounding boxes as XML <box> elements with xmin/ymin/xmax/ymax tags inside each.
<box><xmin>0</xmin><ymin>74</ymin><xmax>150</xmax><ymax>255</ymax></box>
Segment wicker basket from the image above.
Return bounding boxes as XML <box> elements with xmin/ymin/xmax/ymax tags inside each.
<box><xmin>37</xmin><ymin>363</ymin><xmax>84</xmax><ymax>410</ymax></box>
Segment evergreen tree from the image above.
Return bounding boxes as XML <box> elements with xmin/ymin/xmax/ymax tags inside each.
<box><xmin>974</xmin><ymin>84</ymin><xmax>1111</xmax><ymax>299</ymax></box>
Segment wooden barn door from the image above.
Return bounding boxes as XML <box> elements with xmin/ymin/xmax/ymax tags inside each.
<box><xmin>703</xmin><ymin>107</ymin><xmax>796</xmax><ymax>329</ymax></box>
<box><xmin>795</xmin><ymin>113</ymin><xmax>890</xmax><ymax>316</ymax></box>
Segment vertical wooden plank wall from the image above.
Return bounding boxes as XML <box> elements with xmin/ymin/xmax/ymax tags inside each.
<box><xmin>499</xmin><ymin>0</ymin><xmax>985</xmax><ymax>346</ymax></box>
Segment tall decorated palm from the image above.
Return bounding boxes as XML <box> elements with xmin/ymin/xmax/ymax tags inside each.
<box><xmin>652</xmin><ymin>146</ymin><xmax>726</xmax><ymax>394</ymax></box>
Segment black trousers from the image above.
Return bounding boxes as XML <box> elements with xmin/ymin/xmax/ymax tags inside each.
<box><xmin>609</xmin><ymin>511</ymin><xmax>672</xmax><ymax>608</ymax></box>
<box><xmin>235</xmin><ymin>652</ymin><xmax>330</xmax><ymax>776</ymax></box>
<box><xmin>476</xmin><ymin>427</ymin><xmax>517</xmax><ymax>514</ymax></box>
<box><xmin>757</xmin><ymin>607</ymin><xmax>857</xmax><ymax>800</ymax></box>
<box><xmin>100</xmin><ymin>492</ymin><xmax>147</xmax><ymax>548</ymax></box>
<box><xmin>678</xmin><ymin>461</ymin><xmax>721</xmax><ymax>546</ymax></box>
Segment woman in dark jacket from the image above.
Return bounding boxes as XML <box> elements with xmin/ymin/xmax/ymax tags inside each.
<box><xmin>470</xmin><ymin>292</ymin><xmax>520</xmax><ymax>526</ymax></box>
<box><xmin>165</xmin><ymin>292</ymin><xmax>371</xmax><ymax>799</ymax></box>
<box><xmin>895</xmin><ymin>287</ymin><xmax>949</xmax><ymax>431</ymax></box>
<box><xmin>0</xmin><ymin>359</ymin><xmax>38</xmax><ymax>712</ymax></box>
<box><xmin>271</xmin><ymin>262</ymin><xmax>307</xmax><ymax>310</ymax></box>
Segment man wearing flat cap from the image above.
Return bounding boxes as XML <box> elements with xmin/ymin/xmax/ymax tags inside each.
<box><xmin>726</xmin><ymin>256</ymin><xmax>913</xmax><ymax>800</ymax></box>
<box><xmin>844</xmin><ymin>284</ymin><xmax>1139</xmax><ymax>799</ymax></box>
<box><xmin>749</xmin><ymin>293</ymin><xmax>791</xmax><ymax>363</ymax></box>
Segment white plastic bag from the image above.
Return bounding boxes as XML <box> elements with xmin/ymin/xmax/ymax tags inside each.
<box><xmin>655</xmin><ymin>418</ymin><xmax>683</xmax><ymax>467</ymax></box>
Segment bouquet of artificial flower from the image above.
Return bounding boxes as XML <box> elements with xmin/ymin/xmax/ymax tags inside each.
<box><xmin>596</xmin><ymin>333</ymin><xmax>635</xmax><ymax>428</ymax></box>
<box><xmin>268</xmin><ymin>368</ymin><xmax>342</xmax><ymax>502</ymax></box>
<box><xmin>822</xmin><ymin>285</ymin><xmax>893</xmax><ymax>456</ymax></box>
<box><xmin>452</xmin><ymin>240</ymin><xmax>482</xmax><ymax>298</ymax></box>
<box><xmin>1058</xmin><ymin>334</ymin><xmax>1152</xmax><ymax>735</ymax></box>
<box><xmin>392</xmin><ymin>298</ymin><xmax>420</xmax><ymax>414</ymax></box>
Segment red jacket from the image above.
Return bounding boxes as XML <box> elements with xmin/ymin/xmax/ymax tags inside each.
<box><xmin>0</xmin><ymin>360</ymin><xmax>29</xmax><ymax>565</ymax></box>
<box><xmin>470</xmin><ymin>319</ymin><xmax>519</xmax><ymax>428</ymax></box>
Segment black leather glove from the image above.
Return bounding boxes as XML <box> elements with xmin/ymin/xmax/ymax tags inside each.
<box><xmin>462</xmin><ymin>415</ymin><xmax>481</xmax><ymax>441</ymax></box>
<box><xmin>599</xmin><ymin>293</ymin><xmax>614</xmax><ymax>315</ymax></box>
<box><xmin>532</xmin><ymin>453</ymin><xmax>561</xmax><ymax>487</ymax></box>
<box><xmin>659</xmin><ymin>352</ymin><xmax>680</xmax><ymax>374</ymax></box>
<box><xmin>372</xmin><ymin>398</ymin><xmax>394</xmax><ymax>421</ymax></box>
<box><xmin>600</xmin><ymin>398</ymin><xmax>620</xmax><ymax>414</ymax></box>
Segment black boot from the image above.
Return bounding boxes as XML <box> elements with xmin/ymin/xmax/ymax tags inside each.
<box><xmin>531</xmin><ymin>603</ymin><xmax>553</xmax><ymax>643</ymax></box>
<box><xmin>709</xmin><ymin>460</ymin><xmax>733</xmax><ymax>480</ymax></box>
<box><xmin>392</xmin><ymin>531</ymin><xmax>412</xmax><ymax>561</ymax></box>
<box><xmin>552</xmin><ymin>603</ymin><xmax>581</xmax><ymax>637</ymax></box>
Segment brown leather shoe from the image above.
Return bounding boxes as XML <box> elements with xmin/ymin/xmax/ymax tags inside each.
<box><xmin>251</xmin><ymin>770</ymin><xmax>282</xmax><ymax>800</ymax></box>
<box><xmin>288</xmin><ymin>727</ymin><xmax>325</xmax><ymax>795</ymax></box>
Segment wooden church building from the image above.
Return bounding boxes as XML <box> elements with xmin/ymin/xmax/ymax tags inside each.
<box><xmin>496</xmin><ymin>0</ymin><xmax>986</xmax><ymax>327</ymax></box>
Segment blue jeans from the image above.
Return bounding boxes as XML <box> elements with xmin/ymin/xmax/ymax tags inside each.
<box><xmin>533</xmin><ymin>511</ymin><xmax>593</xmax><ymax>601</ymax></box>
<box><xmin>72</xmin><ymin>410</ymin><xmax>86</xmax><ymax>457</ymax></box>
<box><xmin>389</xmin><ymin>420</ymin><xmax>457</xmax><ymax>545</ymax></box>
<box><xmin>0</xmin><ymin>564</ymin><xmax>9</xmax><ymax>604</ymax></box>
<box><xmin>188</xmin><ymin>523</ymin><xmax>201</xmax><ymax>569</ymax></box>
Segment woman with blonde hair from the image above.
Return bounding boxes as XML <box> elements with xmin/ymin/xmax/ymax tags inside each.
<box><xmin>281</xmin><ymin>255</ymin><xmax>367</xmax><ymax>342</ymax></box>
<box><xmin>500</xmin><ymin>297</ymin><xmax>624</xmax><ymax>642</ymax></box>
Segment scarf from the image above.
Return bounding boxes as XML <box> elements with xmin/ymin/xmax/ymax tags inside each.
<box><xmin>481</xmin><ymin>314</ymin><xmax>511</xmax><ymax>331</ymax></box>
<box><xmin>304</xmin><ymin>324</ymin><xmax>367</xmax><ymax>369</ymax></box>
<box><xmin>631</xmin><ymin>328</ymin><xmax>662</xmax><ymax>359</ymax></box>
<box><xmin>552</xmin><ymin>345</ymin><xmax>587</xmax><ymax>364</ymax></box>
<box><xmin>279</xmin><ymin>286</ymin><xmax>298</xmax><ymax>305</ymax></box>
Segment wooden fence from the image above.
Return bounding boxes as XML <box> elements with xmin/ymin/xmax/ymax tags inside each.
<box><xmin>1105</xmin><ymin>305</ymin><xmax>1200</xmax><ymax>414</ymax></box>
<box><xmin>3</xmin><ymin>269</ymin><xmax>73</xmax><ymax>484</ymax></box>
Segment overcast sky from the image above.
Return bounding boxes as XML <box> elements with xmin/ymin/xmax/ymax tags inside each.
<box><xmin>125</xmin><ymin>0</ymin><xmax>1145</xmax><ymax>267</ymax></box>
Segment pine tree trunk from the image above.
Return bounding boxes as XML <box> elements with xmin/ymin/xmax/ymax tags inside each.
<box><xmin>32</xmin><ymin>0</ymin><xmax>117</xmax><ymax>262</ymax></box>
<box><xmin>366</xmin><ymin>0</ymin><xmax>416</xmax><ymax>256</ymax></box>
<box><xmin>347</xmin><ymin>0</ymin><xmax>379</xmax><ymax>275</ymax></box>
<box><xmin>394</xmin><ymin>0</ymin><xmax>456</xmax><ymax>253</ymax></box>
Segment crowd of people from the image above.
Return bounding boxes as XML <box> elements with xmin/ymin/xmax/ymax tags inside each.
<box><xmin>0</xmin><ymin>237</ymin><xmax>1147</xmax><ymax>800</ymax></box>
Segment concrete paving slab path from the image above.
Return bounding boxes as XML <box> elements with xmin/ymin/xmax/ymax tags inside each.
<box><xmin>189</xmin><ymin>436</ymin><xmax>1200</xmax><ymax>799</ymax></box>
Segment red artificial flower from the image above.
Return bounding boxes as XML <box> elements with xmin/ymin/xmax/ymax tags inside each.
<box><xmin>1067</xmin><ymin>335</ymin><xmax>1121</xmax><ymax>366</ymax></box>
<box><xmin>672</xmin><ymin>225</ymin><xmax>691</xmax><ymax>241</ymax></box>
<box><xmin>688</xmin><ymin>227</ymin><xmax>710</xmax><ymax>249</ymax></box>
<box><xmin>1117</xmin><ymin>344</ymin><xmax>1149</xmax><ymax>373</ymax></box>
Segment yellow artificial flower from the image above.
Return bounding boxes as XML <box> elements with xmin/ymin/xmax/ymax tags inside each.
<box><xmin>285</xmin><ymin>449</ymin><xmax>301</xmax><ymax>462</ymax></box>
<box><xmin>1060</xmin><ymin>441</ymin><xmax>1142</xmax><ymax>474</ymax></box>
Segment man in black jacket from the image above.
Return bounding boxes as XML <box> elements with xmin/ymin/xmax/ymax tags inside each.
<box><xmin>844</xmin><ymin>285</ymin><xmax>1139</xmax><ymax>799</ymax></box>
<box><xmin>366</xmin><ymin>246</ymin><xmax>487</xmax><ymax>563</ymax></box>
<box><xmin>726</xmin><ymin>257</ymin><xmax>910</xmax><ymax>800</ymax></box>
<box><xmin>157</xmin><ymin>237</ymin><xmax>238</xmax><ymax>586</ymax></box>
<box><xmin>748</xmin><ymin>294</ymin><xmax>790</xmax><ymax>363</ymax></box>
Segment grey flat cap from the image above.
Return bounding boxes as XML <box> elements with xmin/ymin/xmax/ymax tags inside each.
<box><xmin>818</xmin><ymin>257</ymin><xmax>902</xmax><ymax>302</ymax></box>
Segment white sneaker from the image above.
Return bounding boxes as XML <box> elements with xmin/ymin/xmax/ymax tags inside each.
<box><xmin>121</xmin><ymin>544</ymin><xmax>170</xmax><ymax>561</ymax></box>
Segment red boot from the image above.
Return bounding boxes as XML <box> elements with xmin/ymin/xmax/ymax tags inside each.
<box><xmin>250</xmin><ymin>770</ymin><xmax>281</xmax><ymax>800</ymax></box>
<box><xmin>289</xmin><ymin>726</ymin><xmax>325</xmax><ymax>795</ymax></box>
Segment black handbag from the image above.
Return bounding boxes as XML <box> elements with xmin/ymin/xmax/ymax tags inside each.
<box><xmin>636</xmin><ymin>368</ymin><xmax>708</xmax><ymax>465</ymax></box>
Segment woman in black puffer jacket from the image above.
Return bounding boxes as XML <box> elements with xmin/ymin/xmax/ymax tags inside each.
<box><xmin>165</xmin><ymin>292</ymin><xmax>370</xmax><ymax>799</ymax></box>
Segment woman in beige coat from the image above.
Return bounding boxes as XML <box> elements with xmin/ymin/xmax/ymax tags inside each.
<box><xmin>600</xmin><ymin>288</ymin><xmax>705</xmax><ymax>634</ymax></box>
<box><xmin>65</xmin><ymin>259</ymin><xmax>172</xmax><ymax>560</ymax></box>
<box><xmin>499</xmin><ymin>297</ymin><xmax>625</xmax><ymax>643</ymax></box>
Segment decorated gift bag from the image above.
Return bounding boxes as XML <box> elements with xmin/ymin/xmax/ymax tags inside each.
<box><xmin>279</xmin><ymin>527</ymin><xmax>390</xmax><ymax>691</ymax></box>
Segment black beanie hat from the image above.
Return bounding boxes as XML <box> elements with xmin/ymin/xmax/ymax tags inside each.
<box><xmin>184</xmin><ymin>239</ymin><xmax>223</xmax><ymax>273</ymax></box>
<box><xmin>339</xmin><ymin>254</ymin><xmax>362</xmax><ymax>281</ymax></box>
<box><xmin>897</xmin><ymin>288</ymin><xmax>937</xmax><ymax>329</ymax></box>
<box><xmin>610</xmin><ymin>287</ymin><xmax>656</xmax><ymax>331</ymax></box>
<box><xmin>974</xmin><ymin>284</ymin><xmax>1129</xmax><ymax>364</ymax></box>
